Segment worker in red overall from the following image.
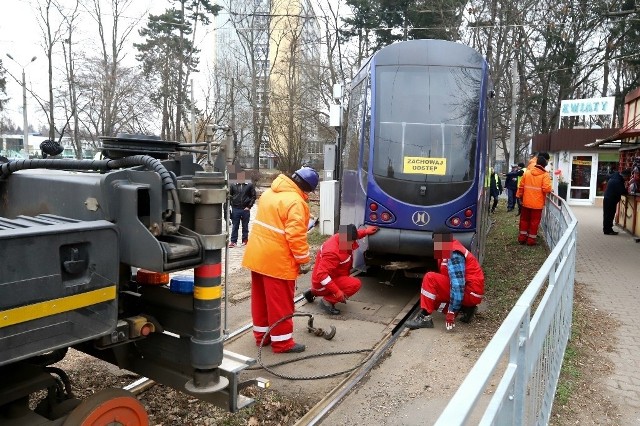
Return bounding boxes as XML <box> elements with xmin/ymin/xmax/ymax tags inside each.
<box><xmin>303</xmin><ymin>224</ymin><xmax>378</xmax><ymax>315</ymax></box>
<box><xmin>405</xmin><ymin>230</ymin><xmax>485</xmax><ymax>331</ymax></box>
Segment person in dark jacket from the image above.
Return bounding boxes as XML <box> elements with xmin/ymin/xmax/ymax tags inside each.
<box><xmin>488</xmin><ymin>167</ymin><xmax>503</xmax><ymax>213</ymax></box>
<box><xmin>602</xmin><ymin>168</ymin><xmax>631</xmax><ymax>235</ymax></box>
<box><xmin>229</xmin><ymin>168</ymin><xmax>257</xmax><ymax>247</ymax></box>
<box><xmin>504</xmin><ymin>164</ymin><xmax>523</xmax><ymax>212</ymax></box>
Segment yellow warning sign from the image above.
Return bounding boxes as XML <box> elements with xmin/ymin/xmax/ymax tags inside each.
<box><xmin>403</xmin><ymin>157</ymin><xmax>447</xmax><ymax>175</ymax></box>
<box><xmin>572</xmin><ymin>160</ymin><xmax>591</xmax><ymax>166</ymax></box>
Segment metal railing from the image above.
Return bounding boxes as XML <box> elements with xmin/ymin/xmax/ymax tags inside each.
<box><xmin>436</xmin><ymin>193</ymin><xmax>577</xmax><ymax>425</ymax></box>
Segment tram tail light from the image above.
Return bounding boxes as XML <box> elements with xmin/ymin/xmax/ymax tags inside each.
<box><xmin>370</xmin><ymin>203</ymin><xmax>379</xmax><ymax>211</ymax></box>
<box><xmin>464</xmin><ymin>209</ymin><xmax>473</xmax><ymax>218</ymax></box>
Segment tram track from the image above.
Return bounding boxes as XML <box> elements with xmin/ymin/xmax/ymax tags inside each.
<box><xmin>124</xmin><ymin>287</ymin><xmax>419</xmax><ymax>425</ymax></box>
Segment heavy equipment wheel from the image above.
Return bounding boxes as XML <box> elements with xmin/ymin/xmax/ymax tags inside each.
<box><xmin>62</xmin><ymin>388</ymin><xmax>148</xmax><ymax>426</ymax></box>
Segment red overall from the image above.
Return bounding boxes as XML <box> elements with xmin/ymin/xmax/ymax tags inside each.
<box><xmin>419</xmin><ymin>240</ymin><xmax>485</xmax><ymax>313</ymax></box>
<box><xmin>310</xmin><ymin>233</ymin><xmax>362</xmax><ymax>304</ymax></box>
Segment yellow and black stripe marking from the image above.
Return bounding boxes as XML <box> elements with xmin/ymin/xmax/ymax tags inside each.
<box><xmin>0</xmin><ymin>285</ymin><xmax>116</xmax><ymax>329</ymax></box>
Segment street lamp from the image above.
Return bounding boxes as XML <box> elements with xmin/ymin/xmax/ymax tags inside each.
<box><xmin>6</xmin><ymin>54</ymin><xmax>37</xmax><ymax>157</ymax></box>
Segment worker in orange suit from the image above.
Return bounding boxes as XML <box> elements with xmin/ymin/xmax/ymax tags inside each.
<box><xmin>516</xmin><ymin>155</ymin><xmax>552</xmax><ymax>245</ymax></box>
<box><xmin>242</xmin><ymin>166</ymin><xmax>319</xmax><ymax>354</ymax></box>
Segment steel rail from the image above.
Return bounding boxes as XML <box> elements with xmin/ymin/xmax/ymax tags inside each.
<box><xmin>293</xmin><ymin>297</ymin><xmax>419</xmax><ymax>426</ymax></box>
<box><xmin>124</xmin><ymin>294</ymin><xmax>307</xmax><ymax>395</ymax></box>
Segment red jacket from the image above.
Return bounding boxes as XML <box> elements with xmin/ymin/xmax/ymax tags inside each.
<box><xmin>438</xmin><ymin>240</ymin><xmax>485</xmax><ymax>297</ymax></box>
<box><xmin>311</xmin><ymin>230</ymin><xmax>369</xmax><ymax>294</ymax></box>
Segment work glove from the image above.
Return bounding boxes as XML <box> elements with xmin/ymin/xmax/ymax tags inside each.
<box><xmin>445</xmin><ymin>310</ymin><xmax>456</xmax><ymax>331</ymax></box>
<box><xmin>299</xmin><ymin>262</ymin><xmax>312</xmax><ymax>275</ymax></box>
<box><xmin>357</xmin><ymin>226</ymin><xmax>379</xmax><ymax>239</ymax></box>
<box><xmin>334</xmin><ymin>289</ymin><xmax>347</xmax><ymax>303</ymax></box>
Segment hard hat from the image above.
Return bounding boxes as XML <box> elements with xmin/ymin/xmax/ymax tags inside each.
<box><xmin>291</xmin><ymin>167</ymin><xmax>319</xmax><ymax>192</ymax></box>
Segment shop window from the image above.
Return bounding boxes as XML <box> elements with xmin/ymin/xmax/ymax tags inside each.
<box><xmin>597</xmin><ymin>160</ymin><xmax>619</xmax><ymax>196</ymax></box>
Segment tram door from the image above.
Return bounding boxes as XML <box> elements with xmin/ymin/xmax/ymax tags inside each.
<box><xmin>568</xmin><ymin>154</ymin><xmax>597</xmax><ymax>205</ymax></box>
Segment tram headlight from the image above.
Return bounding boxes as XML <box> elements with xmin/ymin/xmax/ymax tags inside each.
<box><xmin>450</xmin><ymin>217</ymin><xmax>461</xmax><ymax>227</ymax></box>
<box><xmin>369</xmin><ymin>213</ymin><xmax>378</xmax><ymax>221</ymax></box>
<box><xmin>463</xmin><ymin>219</ymin><xmax>472</xmax><ymax>228</ymax></box>
<box><xmin>381</xmin><ymin>212</ymin><xmax>391</xmax><ymax>221</ymax></box>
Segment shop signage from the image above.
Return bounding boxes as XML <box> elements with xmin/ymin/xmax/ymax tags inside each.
<box><xmin>560</xmin><ymin>96</ymin><xmax>615</xmax><ymax>117</ymax></box>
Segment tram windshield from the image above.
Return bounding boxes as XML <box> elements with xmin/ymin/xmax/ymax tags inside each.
<box><xmin>373</xmin><ymin>65</ymin><xmax>482</xmax><ymax>185</ymax></box>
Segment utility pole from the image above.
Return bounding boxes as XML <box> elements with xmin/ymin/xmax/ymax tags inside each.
<box><xmin>6</xmin><ymin>54</ymin><xmax>37</xmax><ymax>157</ymax></box>
<box><xmin>191</xmin><ymin>79</ymin><xmax>196</xmax><ymax>161</ymax></box>
<box><xmin>509</xmin><ymin>58</ymin><xmax>519</xmax><ymax>165</ymax></box>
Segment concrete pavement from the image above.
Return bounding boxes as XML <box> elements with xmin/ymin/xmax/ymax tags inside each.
<box><xmin>572</xmin><ymin>205</ymin><xmax>640</xmax><ymax>425</ymax></box>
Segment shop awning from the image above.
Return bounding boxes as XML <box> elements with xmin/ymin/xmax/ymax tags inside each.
<box><xmin>588</xmin><ymin>115</ymin><xmax>640</xmax><ymax>146</ymax></box>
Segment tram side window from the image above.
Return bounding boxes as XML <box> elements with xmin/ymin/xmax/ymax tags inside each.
<box><xmin>361</xmin><ymin>79</ymin><xmax>372</xmax><ymax>188</ymax></box>
<box><xmin>343</xmin><ymin>80</ymin><xmax>366</xmax><ymax>171</ymax></box>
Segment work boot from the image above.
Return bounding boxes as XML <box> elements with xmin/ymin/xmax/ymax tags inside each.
<box><xmin>459</xmin><ymin>306</ymin><xmax>477</xmax><ymax>324</ymax></box>
<box><xmin>319</xmin><ymin>299</ymin><xmax>340</xmax><ymax>315</ymax></box>
<box><xmin>303</xmin><ymin>289</ymin><xmax>316</xmax><ymax>303</ymax></box>
<box><xmin>405</xmin><ymin>313</ymin><xmax>434</xmax><ymax>329</ymax></box>
<box><xmin>282</xmin><ymin>343</ymin><xmax>305</xmax><ymax>353</ymax></box>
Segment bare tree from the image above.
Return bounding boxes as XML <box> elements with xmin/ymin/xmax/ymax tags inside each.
<box><xmin>33</xmin><ymin>0</ymin><xmax>65</xmax><ymax>141</ymax></box>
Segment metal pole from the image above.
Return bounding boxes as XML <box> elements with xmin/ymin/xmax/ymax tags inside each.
<box><xmin>191</xmin><ymin>79</ymin><xmax>196</xmax><ymax>162</ymax></box>
<box><xmin>509</xmin><ymin>59</ymin><xmax>518</xmax><ymax>165</ymax></box>
<box><xmin>21</xmin><ymin>69</ymin><xmax>28</xmax><ymax>157</ymax></box>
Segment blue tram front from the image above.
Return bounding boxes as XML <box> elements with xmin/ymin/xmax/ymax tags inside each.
<box><xmin>340</xmin><ymin>39</ymin><xmax>493</xmax><ymax>269</ymax></box>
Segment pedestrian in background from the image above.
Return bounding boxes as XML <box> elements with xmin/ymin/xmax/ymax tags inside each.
<box><xmin>228</xmin><ymin>167</ymin><xmax>256</xmax><ymax>248</ymax></box>
<box><xmin>303</xmin><ymin>224</ymin><xmax>379</xmax><ymax>315</ymax></box>
<box><xmin>516</xmin><ymin>155</ymin><xmax>552</xmax><ymax>245</ymax></box>
<box><xmin>602</xmin><ymin>168</ymin><xmax>631</xmax><ymax>235</ymax></box>
<box><xmin>504</xmin><ymin>164</ymin><xmax>522</xmax><ymax>212</ymax></box>
<box><xmin>515</xmin><ymin>162</ymin><xmax>525</xmax><ymax>215</ymax></box>
<box><xmin>488</xmin><ymin>167</ymin><xmax>503</xmax><ymax>213</ymax></box>
<box><xmin>242</xmin><ymin>166</ymin><xmax>319</xmax><ymax>353</ymax></box>
<box><xmin>527</xmin><ymin>151</ymin><xmax>550</xmax><ymax>171</ymax></box>
<box><xmin>405</xmin><ymin>230</ymin><xmax>485</xmax><ymax>331</ymax></box>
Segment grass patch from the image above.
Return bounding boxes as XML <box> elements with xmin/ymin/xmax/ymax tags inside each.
<box><xmin>469</xmin><ymin>200</ymin><xmax>549</xmax><ymax>349</ymax></box>
<box><xmin>307</xmin><ymin>228</ymin><xmax>331</xmax><ymax>246</ymax></box>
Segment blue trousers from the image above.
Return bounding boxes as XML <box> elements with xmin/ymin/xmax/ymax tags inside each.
<box><xmin>230</xmin><ymin>207</ymin><xmax>250</xmax><ymax>243</ymax></box>
<box><xmin>506</xmin><ymin>188</ymin><xmax>516</xmax><ymax>210</ymax></box>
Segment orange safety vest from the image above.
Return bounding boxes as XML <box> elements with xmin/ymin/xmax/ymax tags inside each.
<box><xmin>516</xmin><ymin>165</ymin><xmax>552</xmax><ymax>209</ymax></box>
<box><xmin>242</xmin><ymin>174</ymin><xmax>311</xmax><ymax>280</ymax></box>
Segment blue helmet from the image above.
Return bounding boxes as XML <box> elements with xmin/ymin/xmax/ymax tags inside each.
<box><xmin>291</xmin><ymin>167</ymin><xmax>319</xmax><ymax>192</ymax></box>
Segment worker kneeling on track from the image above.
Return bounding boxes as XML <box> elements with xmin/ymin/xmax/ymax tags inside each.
<box><xmin>405</xmin><ymin>229</ymin><xmax>485</xmax><ymax>331</ymax></box>
<box><xmin>303</xmin><ymin>224</ymin><xmax>379</xmax><ymax>315</ymax></box>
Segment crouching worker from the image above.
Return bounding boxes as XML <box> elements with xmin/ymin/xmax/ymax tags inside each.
<box><xmin>303</xmin><ymin>224</ymin><xmax>379</xmax><ymax>315</ymax></box>
<box><xmin>405</xmin><ymin>230</ymin><xmax>485</xmax><ymax>331</ymax></box>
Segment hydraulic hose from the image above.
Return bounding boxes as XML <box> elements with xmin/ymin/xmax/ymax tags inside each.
<box><xmin>0</xmin><ymin>155</ymin><xmax>181</xmax><ymax>227</ymax></box>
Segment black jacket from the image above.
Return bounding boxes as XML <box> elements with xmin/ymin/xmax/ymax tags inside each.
<box><xmin>504</xmin><ymin>169</ymin><xmax>523</xmax><ymax>190</ymax></box>
<box><xmin>603</xmin><ymin>172</ymin><xmax>627</xmax><ymax>202</ymax></box>
<box><xmin>230</xmin><ymin>182</ymin><xmax>257</xmax><ymax>209</ymax></box>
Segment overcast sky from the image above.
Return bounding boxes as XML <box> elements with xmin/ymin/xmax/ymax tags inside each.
<box><xmin>0</xmin><ymin>0</ymin><xmax>215</xmax><ymax>132</ymax></box>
